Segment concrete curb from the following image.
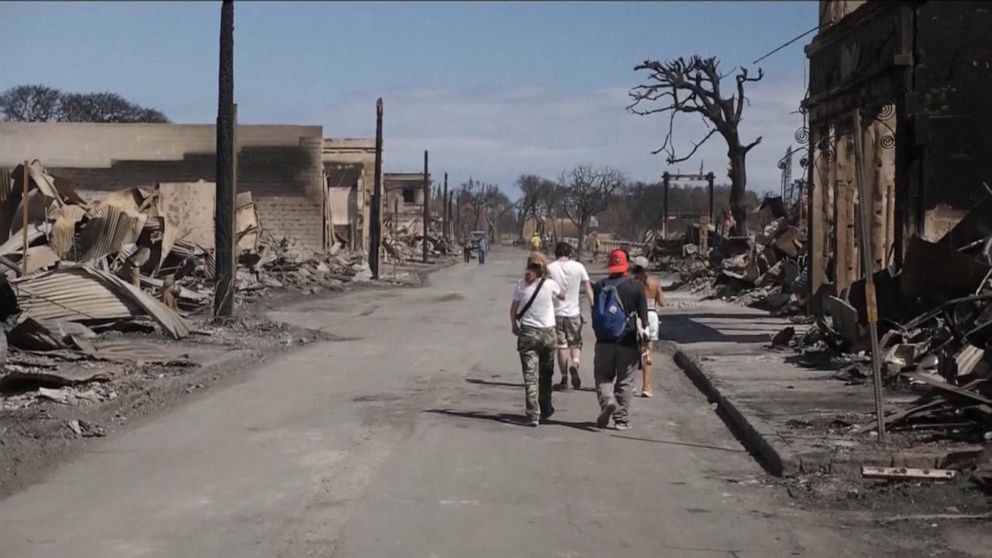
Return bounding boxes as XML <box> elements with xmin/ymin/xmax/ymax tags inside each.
<box><xmin>672</xmin><ymin>350</ymin><xmax>797</xmax><ymax>477</ymax></box>
<box><xmin>671</xmin><ymin>349</ymin><xmax>964</xmax><ymax>478</ymax></box>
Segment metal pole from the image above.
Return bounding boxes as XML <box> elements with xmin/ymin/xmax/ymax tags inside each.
<box><xmin>662</xmin><ymin>172</ymin><xmax>670</xmax><ymax>239</ymax></box>
<box><xmin>455</xmin><ymin>193</ymin><xmax>461</xmax><ymax>240</ymax></box>
<box><xmin>706</xmin><ymin>171</ymin><xmax>715</xmax><ymax>224</ymax></box>
<box><xmin>422</xmin><ymin>150</ymin><xmax>429</xmax><ymax>264</ymax></box>
<box><xmin>21</xmin><ymin>161</ymin><xmax>29</xmax><ymax>274</ymax></box>
<box><xmin>853</xmin><ymin>109</ymin><xmax>887</xmax><ymax>444</ymax></box>
<box><xmin>370</xmin><ymin>98</ymin><xmax>384</xmax><ymax>280</ymax></box>
<box><xmin>447</xmin><ymin>191</ymin><xmax>453</xmax><ymax>242</ymax></box>
<box><xmin>393</xmin><ymin>196</ymin><xmax>398</xmax><ymax>282</ymax></box>
<box><xmin>213</xmin><ymin>0</ymin><xmax>236</xmax><ymax>318</ymax></box>
<box><xmin>442</xmin><ymin>172</ymin><xmax>449</xmax><ymax>242</ymax></box>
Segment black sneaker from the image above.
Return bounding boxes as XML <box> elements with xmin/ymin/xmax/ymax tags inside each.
<box><xmin>555</xmin><ymin>377</ymin><xmax>570</xmax><ymax>391</ymax></box>
<box><xmin>569</xmin><ymin>366</ymin><xmax>581</xmax><ymax>390</ymax></box>
<box><xmin>597</xmin><ymin>401</ymin><xmax>617</xmax><ymax>428</ymax></box>
<box><xmin>614</xmin><ymin>421</ymin><xmax>631</xmax><ymax>431</ymax></box>
<box><xmin>540</xmin><ymin>405</ymin><xmax>555</xmax><ymax>424</ymax></box>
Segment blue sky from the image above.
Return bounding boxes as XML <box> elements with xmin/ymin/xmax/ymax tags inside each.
<box><xmin>2</xmin><ymin>1</ymin><xmax>816</xmax><ymax>195</ymax></box>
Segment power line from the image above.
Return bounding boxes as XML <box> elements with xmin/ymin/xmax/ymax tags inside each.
<box><xmin>752</xmin><ymin>24</ymin><xmax>820</xmax><ymax>66</ymax></box>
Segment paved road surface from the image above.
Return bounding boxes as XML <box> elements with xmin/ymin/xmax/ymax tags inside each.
<box><xmin>0</xmin><ymin>248</ymin><xmax>895</xmax><ymax>557</ymax></box>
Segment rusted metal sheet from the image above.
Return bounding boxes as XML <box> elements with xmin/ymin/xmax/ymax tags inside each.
<box><xmin>13</xmin><ymin>266</ymin><xmax>190</xmax><ymax>339</ymax></box>
<box><xmin>157</xmin><ymin>181</ymin><xmax>215</xmax><ymax>250</ymax></box>
<box><xmin>901</xmin><ymin>235</ymin><xmax>991</xmax><ymax>314</ymax></box>
<box><xmin>49</xmin><ymin>204</ymin><xmax>87</xmax><ymax>257</ymax></box>
<box><xmin>76</xmin><ymin>204</ymin><xmax>146</xmax><ymax>263</ymax></box>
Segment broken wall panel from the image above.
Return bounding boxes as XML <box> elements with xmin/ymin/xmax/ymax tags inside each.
<box><xmin>157</xmin><ymin>181</ymin><xmax>216</xmax><ymax>250</ymax></box>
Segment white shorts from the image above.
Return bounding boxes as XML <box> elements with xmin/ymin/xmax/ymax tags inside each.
<box><xmin>647</xmin><ymin>310</ymin><xmax>659</xmax><ymax>340</ymax></box>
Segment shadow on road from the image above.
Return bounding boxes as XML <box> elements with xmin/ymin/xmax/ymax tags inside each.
<box><xmin>609</xmin><ymin>434</ymin><xmax>746</xmax><ymax>453</ymax></box>
<box><xmin>425</xmin><ymin>408</ymin><xmax>601</xmax><ymax>432</ymax></box>
<box><xmin>661</xmin><ymin>315</ymin><xmax>772</xmax><ymax>345</ymax></box>
<box><xmin>465</xmin><ymin>378</ymin><xmax>524</xmax><ymax>388</ymax></box>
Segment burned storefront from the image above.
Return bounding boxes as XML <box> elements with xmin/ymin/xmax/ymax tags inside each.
<box><xmin>795</xmin><ymin>0</ymin><xmax>992</xmax><ymax>442</ymax></box>
<box><xmin>805</xmin><ymin>0</ymin><xmax>992</xmax><ymax>303</ymax></box>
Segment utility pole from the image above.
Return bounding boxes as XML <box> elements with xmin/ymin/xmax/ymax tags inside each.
<box><xmin>21</xmin><ymin>161</ymin><xmax>29</xmax><ymax>276</ymax></box>
<box><xmin>213</xmin><ymin>0</ymin><xmax>236</xmax><ymax>317</ymax></box>
<box><xmin>422</xmin><ymin>150</ymin><xmax>430</xmax><ymax>264</ymax></box>
<box><xmin>661</xmin><ymin>172</ymin><xmax>670</xmax><ymax>239</ymax></box>
<box><xmin>370</xmin><ymin>98</ymin><xmax>384</xmax><ymax>280</ymax></box>
<box><xmin>442</xmin><ymin>172</ymin><xmax>449</xmax><ymax>242</ymax></box>
<box><xmin>455</xmin><ymin>192</ymin><xmax>461</xmax><ymax>240</ymax></box>
<box><xmin>706</xmin><ymin>172</ymin><xmax>715</xmax><ymax>224</ymax></box>
<box><xmin>447</xmin><ymin>190</ymin><xmax>454</xmax><ymax>242</ymax></box>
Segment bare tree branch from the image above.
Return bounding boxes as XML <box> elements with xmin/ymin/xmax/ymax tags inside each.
<box><xmin>629</xmin><ymin>55</ymin><xmax>764</xmax><ymax>234</ymax></box>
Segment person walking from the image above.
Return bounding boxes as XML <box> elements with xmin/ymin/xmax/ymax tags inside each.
<box><xmin>478</xmin><ymin>234</ymin><xmax>488</xmax><ymax>265</ymax></box>
<box><xmin>631</xmin><ymin>256</ymin><xmax>665</xmax><ymax>398</ymax></box>
<box><xmin>511</xmin><ymin>252</ymin><xmax>566</xmax><ymax>426</ymax></box>
<box><xmin>546</xmin><ymin>241</ymin><xmax>594</xmax><ymax>390</ymax></box>
<box><xmin>530</xmin><ymin>231</ymin><xmax>542</xmax><ymax>252</ymax></box>
<box><xmin>590</xmin><ymin>249</ymin><xmax>649</xmax><ymax>431</ymax></box>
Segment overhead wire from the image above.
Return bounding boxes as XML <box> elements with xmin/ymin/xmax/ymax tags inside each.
<box><xmin>752</xmin><ymin>24</ymin><xmax>820</xmax><ymax>65</ymax></box>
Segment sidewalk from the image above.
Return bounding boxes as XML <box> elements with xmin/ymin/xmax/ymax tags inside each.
<box><xmin>661</xmin><ymin>291</ymin><xmax>960</xmax><ymax>477</ymax></box>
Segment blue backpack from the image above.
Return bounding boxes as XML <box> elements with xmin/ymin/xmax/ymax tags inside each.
<box><xmin>592</xmin><ymin>277</ymin><xmax>633</xmax><ymax>342</ymax></box>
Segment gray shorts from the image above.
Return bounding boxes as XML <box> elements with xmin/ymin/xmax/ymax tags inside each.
<box><xmin>555</xmin><ymin>316</ymin><xmax>583</xmax><ymax>349</ymax></box>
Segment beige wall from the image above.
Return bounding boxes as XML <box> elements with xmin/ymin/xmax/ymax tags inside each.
<box><xmin>0</xmin><ymin>122</ymin><xmax>326</xmax><ymax>251</ymax></box>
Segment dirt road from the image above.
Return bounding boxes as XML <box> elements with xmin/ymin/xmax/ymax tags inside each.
<box><xmin>0</xmin><ymin>248</ymin><xmax>953</xmax><ymax>557</ymax></box>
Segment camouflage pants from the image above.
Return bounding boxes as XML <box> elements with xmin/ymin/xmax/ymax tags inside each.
<box><xmin>517</xmin><ymin>325</ymin><xmax>556</xmax><ymax>421</ymax></box>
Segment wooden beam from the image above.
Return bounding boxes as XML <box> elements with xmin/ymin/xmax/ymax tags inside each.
<box><xmin>862</xmin><ymin>466</ymin><xmax>956</xmax><ymax>481</ymax></box>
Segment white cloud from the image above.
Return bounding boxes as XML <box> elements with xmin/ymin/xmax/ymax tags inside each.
<box><xmin>319</xmin><ymin>76</ymin><xmax>807</xmax><ymax>197</ymax></box>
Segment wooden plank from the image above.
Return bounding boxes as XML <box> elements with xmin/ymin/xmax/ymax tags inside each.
<box><xmin>903</xmin><ymin>373</ymin><xmax>992</xmax><ymax>406</ymax></box>
<box><xmin>862</xmin><ymin>466</ymin><xmax>956</xmax><ymax>480</ymax></box>
<box><xmin>855</xmin><ymin>398</ymin><xmax>944</xmax><ymax>433</ymax></box>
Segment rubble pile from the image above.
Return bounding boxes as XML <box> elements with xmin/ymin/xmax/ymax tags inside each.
<box><xmin>647</xmin><ymin>196</ymin><xmax>808</xmax><ymax>312</ymax></box>
<box><xmin>784</xmin><ymin>200</ymin><xmax>992</xmax><ymax>453</ymax></box>
<box><xmin>382</xmin><ymin>218</ymin><xmax>451</xmax><ymax>263</ymax></box>
<box><xmin>0</xmin><ymin>161</ymin><xmax>368</xmax><ymax>395</ymax></box>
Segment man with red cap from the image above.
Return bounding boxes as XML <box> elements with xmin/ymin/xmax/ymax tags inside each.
<box><xmin>590</xmin><ymin>249</ymin><xmax>649</xmax><ymax>430</ymax></box>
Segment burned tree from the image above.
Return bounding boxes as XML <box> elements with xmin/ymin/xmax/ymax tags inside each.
<box><xmin>629</xmin><ymin>56</ymin><xmax>763</xmax><ymax>234</ymax></box>
<box><xmin>514</xmin><ymin>174</ymin><xmax>556</xmax><ymax>240</ymax></box>
<box><xmin>457</xmin><ymin>179</ymin><xmax>511</xmax><ymax>239</ymax></box>
<box><xmin>559</xmin><ymin>164</ymin><xmax>626</xmax><ymax>260</ymax></box>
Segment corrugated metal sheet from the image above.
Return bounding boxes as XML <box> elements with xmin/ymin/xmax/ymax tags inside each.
<box><xmin>0</xmin><ymin>225</ymin><xmax>43</xmax><ymax>257</ymax></box>
<box><xmin>0</xmin><ymin>168</ymin><xmax>10</xmax><ymax>204</ymax></box>
<box><xmin>76</xmin><ymin>204</ymin><xmax>146</xmax><ymax>263</ymax></box>
<box><xmin>50</xmin><ymin>204</ymin><xmax>87</xmax><ymax>258</ymax></box>
<box><xmin>14</xmin><ymin>266</ymin><xmax>190</xmax><ymax>339</ymax></box>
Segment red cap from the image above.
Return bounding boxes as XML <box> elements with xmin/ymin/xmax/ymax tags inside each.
<box><xmin>607</xmin><ymin>249</ymin><xmax>629</xmax><ymax>274</ymax></box>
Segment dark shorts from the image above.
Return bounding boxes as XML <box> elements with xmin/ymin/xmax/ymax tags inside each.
<box><xmin>555</xmin><ymin>316</ymin><xmax>583</xmax><ymax>349</ymax></box>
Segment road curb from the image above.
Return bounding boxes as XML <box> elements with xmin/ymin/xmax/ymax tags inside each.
<box><xmin>672</xmin><ymin>350</ymin><xmax>797</xmax><ymax>477</ymax></box>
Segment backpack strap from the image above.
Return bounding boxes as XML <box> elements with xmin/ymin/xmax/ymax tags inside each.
<box><xmin>516</xmin><ymin>277</ymin><xmax>547</xmax><ymax>321</ymax></box>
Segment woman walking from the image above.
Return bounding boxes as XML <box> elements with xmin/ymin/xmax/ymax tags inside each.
<box><xmin>510</xmin><ymin>252</ymin><xmax>566</xmax><ymax>426</ymax></box>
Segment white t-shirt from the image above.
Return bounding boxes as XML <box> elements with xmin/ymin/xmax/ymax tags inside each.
<box><xmin>546</xmin><ymin>259</ymin><xmax>590</xmax><ymax>318</ymax></box>
<box><xmin>512</xmin><ymin>277</ymin><xmax>561</xmax><ymax>329</ymax></box>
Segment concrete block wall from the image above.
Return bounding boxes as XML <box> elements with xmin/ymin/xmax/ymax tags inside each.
<box><xmin>253</xmin><ymin>196</ymin><xmax>323</xmax><ymax>251</ymax></box>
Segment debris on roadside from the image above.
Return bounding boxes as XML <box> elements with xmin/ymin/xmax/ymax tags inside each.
<box><xmin>0</xmin><ymin>160</ymin><xmax>373</xmax><ymax>403</ymax></box>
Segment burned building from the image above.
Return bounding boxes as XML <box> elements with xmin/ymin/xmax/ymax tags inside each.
<box><xmin>805</xmin><ymin>0</ymin><xmax>992</xmax><ymax>297</ymax></box>
<box><xmin>0</xmin><ymin>123</ymin><xmax>329</xmax><ymax>252</ymax></box>
<box><xmin>322</xmin><ymin>138</ymin><xmax>376</xmax><ymax>252</ymax></box>
<box><xmin>384</xmin><ymin>172</ymin><xmax>430</xmax><ymax>230</ymax></box>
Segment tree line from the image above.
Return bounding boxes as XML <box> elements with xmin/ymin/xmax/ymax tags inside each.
<box><xmin>0</xmin><ymin>84</ymin><xmax>169</xmax><ymax>123</ymax></box>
